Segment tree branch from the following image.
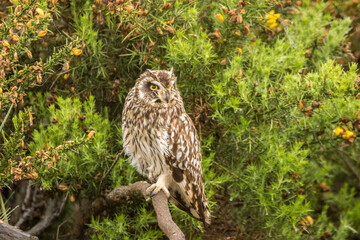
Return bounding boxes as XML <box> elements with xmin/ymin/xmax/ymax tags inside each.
<box><xmin>26</xmin><ymin>194</ymin><xmax>66</xmax><ymax>236</ymax></box>
<box><xmin>0</xmin><ymin>220</ymin><xmax>38</xmax><ymax>240</ymax></box>
<box><xmin>106</xmin><ymin>181</ymin><xmax>185</xmax><ymax>240</ymax></box>
<box><xmin>16</xmin><ymin>181</ymin><xmax>37</xmax><ymax>228</ymax></box>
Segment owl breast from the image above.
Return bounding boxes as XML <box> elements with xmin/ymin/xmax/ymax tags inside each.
<box><xmin>122</xmin><ymin>91</ymin><xmax>178</xmax><ymax>180</ymax></box>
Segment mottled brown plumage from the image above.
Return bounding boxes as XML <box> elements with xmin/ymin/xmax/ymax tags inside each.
<box><xmin>122</xmin><ymin>69</ymin><xmax>210</xmax><ymax>225</ymax></box>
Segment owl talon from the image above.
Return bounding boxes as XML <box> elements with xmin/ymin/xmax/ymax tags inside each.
<box><xmin>146</xmin><ymin>183</ymin><xmax>170</xmax><ymax>199</ymax></box>
<box><xmin>150</xmin><ymin>191</ymin><xmax>156</xmax><ymax>198</ymax></box>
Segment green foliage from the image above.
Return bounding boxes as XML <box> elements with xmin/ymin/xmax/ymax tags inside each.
<box><xmin>0</xmin><ymin>109</ymin><xmax>31</xmax><ymax>185</ymax></box>
<box><xmin>90</xmin><ymin>207</ymin><xmax>163</xmax><ymax>240</ymax></box>
<box><xmin>70</xmin><ymin>0</ymin><xmax>108</xmax><ymax>79</ymax></box>
<box><xmin>208</xmin><ymin>0</ymin><xmax>359</xmax><ymax>238</ymax></box>
<box><xmin>29</xmin><ymin>96</ymin><xmax>111</xmax><ymax>192</ymax></box>
<box><xmin>0</xmin><ymin>0</ymin><xmax>82</xmax><ymax>111</ymax></box>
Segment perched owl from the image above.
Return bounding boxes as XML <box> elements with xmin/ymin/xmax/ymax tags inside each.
<box><xmin>122</xmin><ymin>69</ymin><xmax>211</xmax><ymax>225</ymax></box>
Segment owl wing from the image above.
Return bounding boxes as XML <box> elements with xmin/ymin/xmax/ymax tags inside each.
<box><xmin>167</xmin><ymin>113</ymin><xmax>211</xmax><ymax>225</ymax></box>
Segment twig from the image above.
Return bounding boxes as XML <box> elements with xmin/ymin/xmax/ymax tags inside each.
<box><xmin>337</xmin><ymin>150</ymin><xmax>360</xmax><ymax>184</ymax></box>
<box><xmin>56</xmin><ymin>219</ymin><xmax>68</xmax><ymax>240</ymax></box>
<box><xmin>106</xmin><ymin>181</ymin><xmax>185</xmax><ymax>240</ymax></box>
<box><xmin>98</xmin><ymin>150</ymin><xmax>124</xmax><ymax>195</ymax></box>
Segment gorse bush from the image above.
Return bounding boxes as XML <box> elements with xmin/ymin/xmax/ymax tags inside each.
<box><xmin>29</xmin><ymin>96</ymin><xmax>112</xmax><ymax>192</ymax></box>
<box><xmin>0</xmin><ymin>0</ymin><xmax>82</xmax><ymax>111</ymax></box>
<box><xmin>0</xmin><ymin>0</ymin><xmax>360</xmax><ymax>239</ymax></box>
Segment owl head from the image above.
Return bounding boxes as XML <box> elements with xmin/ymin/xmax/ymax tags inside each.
<box><xmin>135</xmin><ymin>68</ymin><xmax>180</xmax><ymax>108</ymax></box>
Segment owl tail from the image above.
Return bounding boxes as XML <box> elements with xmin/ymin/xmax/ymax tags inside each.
<box><xmin>169</xmin><ymin>179</ymin><xmax>211</xmax><ymax>226</ymax></box>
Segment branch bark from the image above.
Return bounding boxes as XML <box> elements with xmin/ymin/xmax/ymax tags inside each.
<box><xmin>106</xmin><ymin>181</ymin><xmax>185</xmax><ymax>240</ymax></box>
<box><xmin>26</xmin><ymin>194</ymin><xmax>67</xmax><ymax>236</ymax></box>
<box><xmin>0</xmin><ymin>220</ymin><xmax>38</xmax><ymax>240</ymax></box>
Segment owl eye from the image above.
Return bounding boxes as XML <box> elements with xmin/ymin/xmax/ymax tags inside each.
<box><xmin>150</xmin><ymin>84</ymin><xmax>158</xmax><ymax>91</ymax></box>
<box><xmin>171</xmin><ymin>85</ymin><xmax>175</xmax><ymax>90</ymax></box>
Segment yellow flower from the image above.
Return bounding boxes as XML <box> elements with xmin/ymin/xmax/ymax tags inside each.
<box><xmin>237</xmin><ymin>48</ymin><xmax>243</xmax><ymax>54</ymax></box>
<box><xmin>3</xmin><ymin>40</ymin><xmax>10</xmax><ymax>47</ymax></box>
<box><xmin>265</xmin><ymin>11</ymin><xmax>280</xmax><ymax>30</ymax></box>
<box><xmin>72</xmin><ymin>48</ymin><xmax>82</xmax><ymax>56</ymax></box>
<box><xmin>234</xmin><ymin>30</ymin><xmax>241</xmax><ymax>36</ymax></box>
<box><xmin>0</xmin><ymin>88</ymin><xmax>2</xmax><ymax>94</ymax></box>
<box><xmin>342</xmin><ymin>130</ymin><xmax>354</xmax><ymax>140</ymax></box>
<box><xmin>334</xmin><ymin>127</ymin><xmax>343</xmax><ymax>135</ymax></box>
<box><xmin>37</xmin><ymin>30</ymin><xmax>47</xmax><ymax>37</ymax></box>
<box><xmin>69</xmin><ymin>194</ymin><xmax>76</xmax><ymax>202</ymax></box>
<box><xmin>87</xmin><ymin>130</ymin><xmax>95</xmax><ymax>139</ymax></box>
<box><xmin>268</xmin><ymin>22</ymin><xmax>278</xmax><ymax>30</ymax></box>
<box><xmin>36</xmin><ymin>8</ymin><xmax>44</xmax><ymax>16</ymax></box>
<box><xmin>216</xmin><ymin>14</ymin><xmax>225</xmax><ymax>23</ymax></box>
<box><xmin>266</xmin><ymin>18</ymin><xmax>276</xmax><ymax>24</ymax></box>
<box><xmin>306</xmin><ymin>216</ymin><xmax>314</xmax><ymax>226</ymax></box>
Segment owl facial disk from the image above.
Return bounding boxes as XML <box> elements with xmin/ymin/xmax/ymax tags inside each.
<box><xmin>144</xmin><ymin>78</ymin><xmax>175</xmax><ymax>105</ymax></box>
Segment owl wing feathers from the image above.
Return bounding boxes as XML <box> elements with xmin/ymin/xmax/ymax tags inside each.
<box><xmin>167</xmin><ymin>113</ymin><xmax>211</xmax><ymax>225</ymax></box>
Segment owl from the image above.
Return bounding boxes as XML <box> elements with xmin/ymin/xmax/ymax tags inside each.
<box><xmin>122</xmin><ymin>68</ymin><xmax>211</xmax><ymax>225</ymax></box>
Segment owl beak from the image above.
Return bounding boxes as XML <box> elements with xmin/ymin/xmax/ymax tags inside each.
<box><xmin>165</xmin><ymin>90</ymin><xmax>170</xmax><ymax>103</ymax></box>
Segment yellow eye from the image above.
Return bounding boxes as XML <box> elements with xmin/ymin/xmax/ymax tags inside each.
<box><xmin>150</xmin><ymin>84</ymin><xmax>158</xmax><ymax>91</ymax></box>
<box><xmin>171</xmin><ymin>85</ymin><xmax>175</xmax><ymax>90</ymax></box>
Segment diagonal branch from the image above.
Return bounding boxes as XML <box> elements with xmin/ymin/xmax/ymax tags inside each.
<box><xmin>337</xmin><ymin>150</ymin><xmax>360</xmax><ymax>184</ymax></box>
<box><xmin>106</xmin><ymin>181</ymin><xmax>185</xmax><ymax>240</ymax></box>
<box><xmin>98</xmin><ymin>150</ymin><xmax>124</xmax><ymax>196</ymax></box>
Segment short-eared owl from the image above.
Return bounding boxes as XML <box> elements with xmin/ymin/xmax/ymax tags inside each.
<box><xmin>122</xmin><ymin>69</ymin><xmax>210</xmax><ymax>225</ymax></box>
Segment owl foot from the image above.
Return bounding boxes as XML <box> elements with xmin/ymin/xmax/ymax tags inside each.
<box><xmin>146</xmin><ymin>174</ymin><xmax>171</xmax><ymax>199</ymax></box>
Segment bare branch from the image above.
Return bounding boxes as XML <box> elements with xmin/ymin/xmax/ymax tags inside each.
<box><xmin>11</xmin><ymin>181</ymin><xmax>30</xmax><ymax>224</ymax></box>
<box><xmin>0</xmin><ymin>220</ymin><xmax>38</xmax><ymax>240</ymax></box>
<box><xmin>26</xmin><ymin>194</ymin><xmax>67</xmax><ymax>236</ymax></box>
<box><xmin>16</xmin><ymin>181</ymin><xmax>37</xmax><ymax>228</ymax></box>
<box><xmin>98</xmin><ymin>150</ymin><xmax>124</xmax><ymax>195</ymax></box>
<box><xmin>106</xmin><ymin>181</ymin><xmax>185</xmax><ymax>240</ymax></box>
